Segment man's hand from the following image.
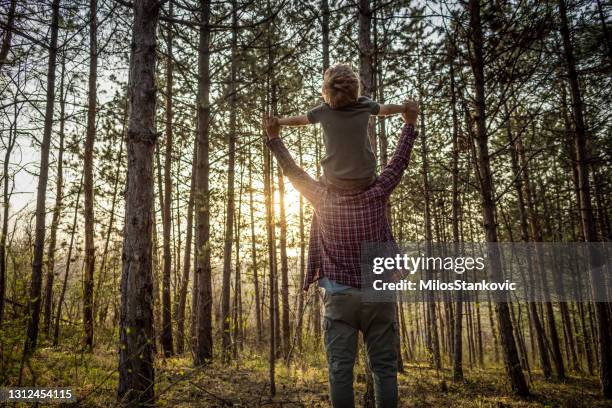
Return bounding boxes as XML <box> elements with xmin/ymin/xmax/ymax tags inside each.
<box><xmin>401</xmin><ymin>100</ymin><xmax>420</xmax><ymax>125</ymax></box>
<box><xmin>264</xmin><ymin>115</ymin><xmax>280</xmax><ymax>140</ymax></box>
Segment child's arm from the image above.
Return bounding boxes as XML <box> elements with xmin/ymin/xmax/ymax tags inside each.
<box><xmin>278</xmin><ymin>115</ymin><xmax>310</xmax><ymax>126</ymax></box>
<box><xmin>377</xmin><ymin>103</ymin><xmax>407</xmax><ymax>117</ymax></box>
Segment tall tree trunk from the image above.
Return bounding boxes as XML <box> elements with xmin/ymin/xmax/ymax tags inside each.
<box><xmin>175</xmin><ymin>147</ymin><xmax>196</xmax><ymax>355</ymax></box>
<box><xmin>358</xmin><ymin>0</ymin><xmax>376</xmax><ymax>158</ymax></box>
<box><xmin>117</xmin><ymin>0</ymin><xmax>159</xmax><ymax>404</ymax></box>
<box><xmin>559</xmin><ymin>0</ymin><xmax>612</xmax><ymax>397</ymax></box>
<box><xmin>420</xmin><ymin>103</ymin><xmax>441</xmax><ymax>371</ymax></box>
<box><xmin>221</xmin><ymin>0</ymin><xmax>238</xmax><ymax>361</ymax></box>
<box><xmin>467</xmin><ymin>0</ymin><xmax>529</xmax><ymax>396</ymax></box>
<box><xmin>54</xmin><ymin>176</ymin><xmax>83</xmax><ymax>345</ymax></box>
<box><xmin>265</xmin><ymin>4</ymin><xmax>279</xmax><ymax>392</ymax></box>
<box><xmin>43</xmin><ymin>53</ymin><xmax>67</xmax><ymax>335</ymax></box>
<box><xmin>0</xmin><ymin>0</ymin><xmax>17</xmax><ymax>70</ymax></box>
<box><xmin>278</xmin><ymin>168</ymin><xmax>290</xmax><ymax>357</ymax></box>
<box><xmin>194</xmin><ymin>0</ymin><xmax>213</xmax><ymax>366</ymax></box>
<box><xmin>264</xmin><ymin>124</ymin><xmax>276</xmax><ymax>396</ymax></box>
<box><xmin>265</xmin><ymin>117</ymin><xmax>279</xmax><ymax>391</ymax></box>
<box><xmin>374</xmin><ymin>12</ymin><xmax>388</xmax><ymax>168</ymax></box>
<box><xmin>83</xmin><ymin>0</ymin><xmax>98</xmax><ymax>351</ymax></box>
<box><xmin>359</xmin><ymin>4</ymin><xmax>377</xmax><ymax>405</ymax></box>
<box><xmin>24</xmin><ymin>0</ymin><xmax>60</xmax><ymax>356</ymax></box>
<box><xmin>248</xmin><ymin>143</ymin><xmax>262</xmax><ymax>343</ymax></box>
<box><xmin>312</xmin><ymin>0</ymin><xmax>329</xmax><ymax>347</ymax></box>
<box><xmin>321</xmin><ymin>0</ymin><xmax>329</xmax><ymax>70</ymax></box>
<box><xmin>296</xmin><ymin>140</ymin><xmax>305</xmax><ymax>349</ymax></box>
<box><xmin>450</xmin><ymin>54</ymin><xmax>463</xmax><ymax>382</ymax></box>
<box><xmin>233</xmin><ymin>170</ymin><xmax>244</xmax><ymax>357</ymax></box>
<box><xmin>154</xmin><ymin>109</ymin><xmax>164</xmax><ymax>354</ymax></box>
<box><xmin>160</xmin><ymin>0</ymin><xmax>174</xmax><ymax>357</ymax></box>
<box><xmin>417</xmin><ymin>26</ymin><xmax>441</xmax><ymax>370</ymax></box>
<box><xmin>0</xmin><ymin>75</ymin><xmax>19</xmax><ymax>326</ymax></box>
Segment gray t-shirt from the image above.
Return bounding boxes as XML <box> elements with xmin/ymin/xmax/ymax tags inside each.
<box><xmin>307</xmin><ymin>96</ymin><xmax>380</xmax><ymax>186</ymax></box>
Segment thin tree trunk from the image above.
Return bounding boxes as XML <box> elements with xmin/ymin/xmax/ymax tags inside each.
<box><xmin>248</xmin><ymin>143</ymin><xmax>262</xmax><ymax>343</ymax></box>
<box><xmin>450</xmin><ymin>53</ymin><xmax>463</xmax><ymax>382</ymax></box>
<box><xmin>486</xmin><ymin>294</ymin><xmax>499</xmax><ymax>362</ymax></box>
<box><xmin>321</xmin><ymin>0</ymin><xmax>329</xmax><ymax>71</ymax></box>
<box><xmin>0</xmin><ymin>76</ymin><xmax>19</xmax><ymax>326</ymax></box>
<box><xmin>24</xmin><ymin>0</ymin><xmax>60</xmax><ymax>356</ymax></box>
<box><xmin>160</xmin><ymin>0</ymin><xmax>175</xmax><ymax>357</ymax></box>
<box><xmin>264</xmin><ymin>122</ymin><xmax>276</xmax><ymax>396</ymax></box>
<box><xmin>296</xmin><ymin>140</ymin><xmax>305</xmax><ymax>349</ymax></box>
<box><xmin>117</xmin><ymin>0</ymin><xmax>159</xmax><ymax>404</ymax></box>
<box><xmin>359</xmin><ymin>0</ymin><xmax>376</xmax><ymax>159</ymax></box>
<box><xmin>476</xmin><ymin>302</ymin><xmax>483</xmax><ymax>366</ymax></box>
<box><xmin>221</xmin><ymin>0</ymin><xmax>238</xmax><ymax>361</ymax></box>
<box><xmin>0</xmin><ymin>0</ymin><xmax>17</xmax><ymax>69</ymax></box>
<box><xmin>559</xmin><ymin>0</ymin><xmax>612</xmax><ymax>396</ymax></box>
<box><xmin>265</xmin><ymin>6</ymin><xmax>278</xmax><ymax>392</ymax></box>
<box><xmin>467</xmin><ymin>0</ymin><xmax>529</xmax><ymax>396</ymax></box>
<box><xmin>233</xmin><ymin>168</ymin><xmax>244</xmax><ymax>357</ymax></box>
<box><xmin>175</xmin><ymin>147</ymin><xmax>196</xmax><ymax>355</ymax></box>
<box><xmin>82</xmin><ymin>0</ymin><xmax>98</xmax><ymax>351</ymax></box>
<box><xmin>154</xmin><ymin>144</ymin><xmax>164</xmax><ymax>352</ymax></box>
<box><xmin>416</xmin><ymin>24</ymin><xmax>441</xmax><ymax>370</ymax></box>
<box><xmin>278</xmin><ymin>167</ymin><xmax>290</xmax><ymax>357</ymax></box>
<box><xmin>375</xmin><ymin>27</ymin><xmax>388</xmax><ymax>167</ymax></box>
<box><xmin>420</xmin><ymin>107</ymin><xmax>441</xmax><ymax>370</ymax></box>
<box><xmin>313</xmin><ymin>2</ymin><xmax>328</xmax><ymax>345</ymax></box>
<box><xmin>53</xmin><ymin>176</ymin><xmax>83</xmax><ymax>346</ymax></box>
<box><xmin>194</xmin><ymin>0</ymin><xmax>213</xmax><ymax>366</ymax></box>
<box><xmin>43</xmin><ymin>53</ymin><xmax>67</xmax><ymax>335</ymax></box>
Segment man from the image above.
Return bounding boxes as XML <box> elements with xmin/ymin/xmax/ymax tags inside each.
<box><xmin>264</xmin><ymin>101</ymin><xmax>419</xmax><ymax>408</ymax></box>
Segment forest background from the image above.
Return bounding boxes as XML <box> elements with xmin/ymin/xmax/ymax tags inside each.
<box><xmin>0</xmin><ymin>0</ymin><xmax>611</xmax><ymax>406</ymax></box>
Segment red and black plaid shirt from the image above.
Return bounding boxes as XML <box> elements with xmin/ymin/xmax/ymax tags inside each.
<box><xmin>267</xmin><ymin>124</ymin><xmax>418</xmax><ymax>290</ymax></box>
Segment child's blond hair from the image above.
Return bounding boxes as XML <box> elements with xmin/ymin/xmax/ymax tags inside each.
<box><xmin>322</xmin><ymin>64</ymin><xmax>360</xmax><ymax>109</ymax></box>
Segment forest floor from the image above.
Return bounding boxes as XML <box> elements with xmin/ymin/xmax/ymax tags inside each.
<box><xmin>4</xmin><ymin>341</ymin><xmax>609</xmax><ymax>408</ymax></box>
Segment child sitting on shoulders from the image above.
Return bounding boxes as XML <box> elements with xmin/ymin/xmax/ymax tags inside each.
<box><xmin>271</xmin><ymin>63</ymin><xmax>408</xmax><ymax>189</ymax></box>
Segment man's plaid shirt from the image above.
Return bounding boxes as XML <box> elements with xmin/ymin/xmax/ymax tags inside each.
<box><xmin>267</xmin><ymin>124</ymin><xmax>418</xmax><ymax>290</ymax></box>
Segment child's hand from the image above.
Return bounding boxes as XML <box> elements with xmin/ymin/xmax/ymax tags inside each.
<box><xmin>402</xmin><ymin>100</ymin><xmax>420</xmax><ymax>125</ymax></box>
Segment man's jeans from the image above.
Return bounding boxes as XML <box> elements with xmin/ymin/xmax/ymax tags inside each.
<box><xmin>323</xmin><ymin>287</ymin><xmax>399</xmax><ymax>408</ymax></box>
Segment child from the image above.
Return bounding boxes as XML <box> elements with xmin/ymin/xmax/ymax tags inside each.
<box><xmin>272</xmin><ymin>63</ymin><xmax>408</xmax><ymax>189</ymax></box>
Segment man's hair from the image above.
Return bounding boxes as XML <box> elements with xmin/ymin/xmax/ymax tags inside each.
<box><xmin>322</xmin><ymin>64</ymin><xmax>360</xmax><ymax>109</ymax></box>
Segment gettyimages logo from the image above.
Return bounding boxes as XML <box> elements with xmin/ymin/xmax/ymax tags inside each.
<box><xmin>360</xmin><ymin>242</ymin><xmax>611</xmax><ymax>303</ymax></box>
<box><xmin>372</xmin><ymin>254</ymin><xmax>485</xmax><ymax>275</ymax></box>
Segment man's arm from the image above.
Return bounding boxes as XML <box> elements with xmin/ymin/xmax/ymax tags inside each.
<box><xmin>278</xmin><ymin>115</ymin><xmax>310</xmax><ymax>126</ymax></box>
<box><xmin>377</xmin><ymin>103</ymin><xmax>406</xmax><ymax>117</ymax></box>
<box><xmin>372</xmin><ymin>101</ymin><xmax>419</xmax><ymax>196</ymax></box>
<box><xmin>264</xmin><ymin>117</ymin><xmax>324</xmax><ymax>205</ymax></box>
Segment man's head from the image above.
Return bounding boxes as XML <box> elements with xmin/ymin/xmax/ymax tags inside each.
<box><xmin>322</xmin><ymin>64</ymin><xmax>360</xmax><ymax>109</ymax></box>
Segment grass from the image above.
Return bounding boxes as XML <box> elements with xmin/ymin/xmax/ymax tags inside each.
<box><xmin>4</xmin><ymin>341</ymin><xmax>609</xmax><ymax>407</ymax></box>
